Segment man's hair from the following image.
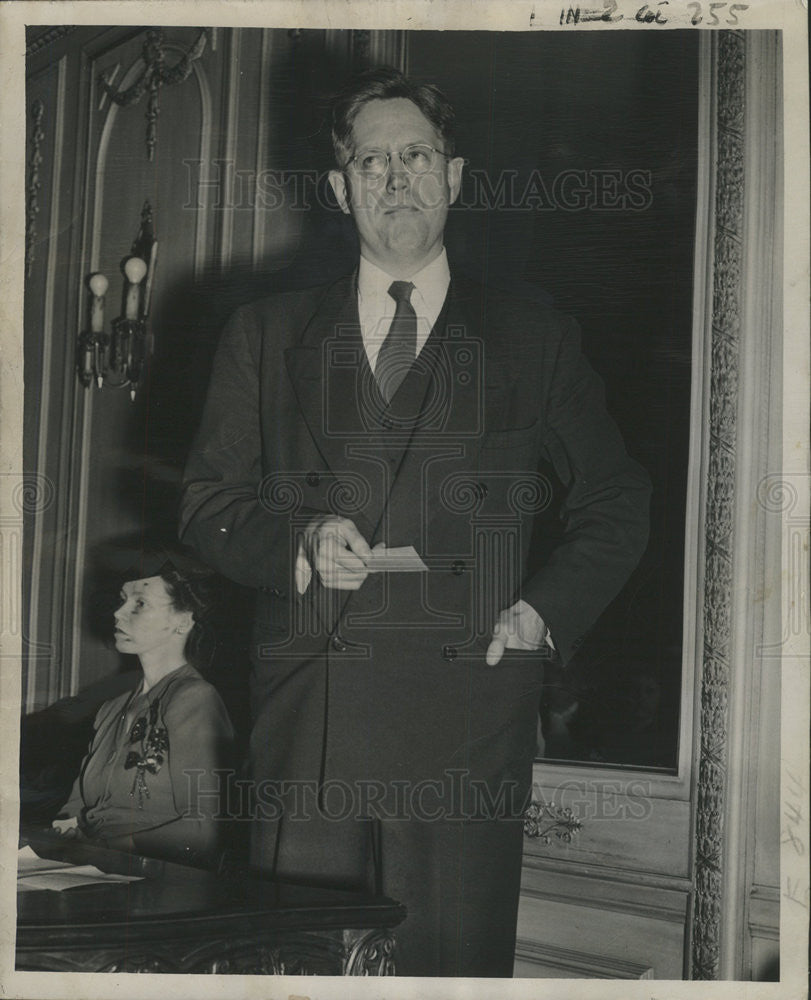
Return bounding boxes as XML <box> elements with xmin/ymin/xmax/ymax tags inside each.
<box><xmin>331</xmin><ymin>66</ymin><xmax>456</xmax><ymax>166</ymax></box>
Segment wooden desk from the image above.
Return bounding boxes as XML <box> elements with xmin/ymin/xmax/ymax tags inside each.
<box><xmin>17</xmin><ymin>831</ymin><xmax>405</xmax><ymax>975</ymax></box>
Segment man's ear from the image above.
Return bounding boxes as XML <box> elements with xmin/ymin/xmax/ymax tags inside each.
<box><xmin>447</xmin><ymin>156</ymin><xmax>465</xmax><ymax>205</ymax></box>
<box><xmin>328</xmin><ymin>169</ymin><xmax>351</xmax><ymax>215</ymax></box>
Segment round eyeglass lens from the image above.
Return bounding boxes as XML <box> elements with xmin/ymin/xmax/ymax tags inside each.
<box><xmin>358</xmin><ymin>150</ymin><xmax>389</xmax><ymax>176</ymax></box>
<box><xmin>402</xmin><ymin>145</ymin><xmax>434</xmax><ymax>174</ymax></box>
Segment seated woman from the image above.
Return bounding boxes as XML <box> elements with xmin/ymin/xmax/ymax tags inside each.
<box><xmin>52</xmin><ymin>554</ymin><xmax>235</xmax><ymax>867</ymax></box>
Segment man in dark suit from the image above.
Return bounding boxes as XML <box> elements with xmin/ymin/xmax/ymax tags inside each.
<box><xmin>180</xmin><ymin>67</ymin><xmax>650</xmax><ymax>977</ymax></box>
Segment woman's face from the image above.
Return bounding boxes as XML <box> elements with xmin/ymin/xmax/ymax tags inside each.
<box><xmin>113</xmin><ymin>576</ymin><xmax>192</xmax><ymax>659</ymax></box>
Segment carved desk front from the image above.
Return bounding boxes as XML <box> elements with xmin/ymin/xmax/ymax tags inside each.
<box><xmin>17</xmin><ymin>831</ymin><xmax>404</xmax><ymax>975</ymax></box>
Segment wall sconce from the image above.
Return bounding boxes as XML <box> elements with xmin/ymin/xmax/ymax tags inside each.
<box><xmin>78</xmin><ymin>202</ymin><xmax>157</xmax><ymax>401</ymax></box>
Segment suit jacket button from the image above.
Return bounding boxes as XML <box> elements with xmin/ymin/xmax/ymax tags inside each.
<box><xmin>382</xmin><ymin>416</ymin><xmax>394</xmax><ymax>430</ymax></box>
<box><xmin>442</xmin><ymin>645</ymin><xmax>458</xmax><ymax>661</ymax></box>
<box><xmin>306</xmin><ymin>471</ymin><xmax>320</xmax><ymax>487</ymax></box>
<box><xmin>451</xmin><ymin>560</ymin><xmax>465</xmax><ymax>576</ymax></box>
<box><xmin>331</xmin><ymin>634</ymin><xmax>347</xmax><ymax>652</ymax></box>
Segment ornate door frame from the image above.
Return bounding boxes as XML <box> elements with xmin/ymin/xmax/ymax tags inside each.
<box><xmin>689</xmin><ymin>28</ymin><xmax>784</xmax><ymax>980</ymax></box>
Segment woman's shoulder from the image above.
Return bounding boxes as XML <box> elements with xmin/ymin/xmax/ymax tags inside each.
<box><xmin>160</xmin><ymin>666</ymin><xmax>232</xmax><ymax>726</ymax></box>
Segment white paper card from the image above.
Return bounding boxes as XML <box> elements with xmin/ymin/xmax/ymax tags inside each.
<box><xmin>364</xmin><ymin>546</ymin><xmax>428</xmax><ymax>573</ymax></box>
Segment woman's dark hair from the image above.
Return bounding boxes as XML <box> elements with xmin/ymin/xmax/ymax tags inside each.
<box><xmin>331</xmin><ymin>66</ymin><xmax>456</xmax><ymax>166</ymax></box>
<box><xmin>159</xmin><ymin>559</ymin><xmax>221</xmax><ymax>672</ymax></box>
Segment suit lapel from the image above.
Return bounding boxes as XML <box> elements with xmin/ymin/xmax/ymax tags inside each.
<box><xmin>284</xmin><ymin>274</ymin><xmax>366</xmax><ymax>479</ymax></box>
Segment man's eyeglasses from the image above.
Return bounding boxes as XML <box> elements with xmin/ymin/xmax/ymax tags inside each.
<box><xmin>344</xmin><ymin>144</ymin><xmax>452</xmax><ymax>178</ymax></box>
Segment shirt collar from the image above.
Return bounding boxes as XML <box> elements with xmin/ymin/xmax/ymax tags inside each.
<box><xmin>357</xmin><ymin>249</ymin><xmax>450</xmax><ymax>318</ymax></box>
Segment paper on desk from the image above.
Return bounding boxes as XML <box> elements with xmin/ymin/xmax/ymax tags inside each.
<box><xmin>364</xmin><ymin>546</ymin><xmax>428</xmax><ymax>572</ymax></box>
<box><xmin>17</xmin><ymin>845</ymin><xmax>144</xmax><ymax>891</ymax></box>
<box><xmin>18</xmin><ymin>845</ymin><xmax>73</xmax><ymax>873</ymax></box>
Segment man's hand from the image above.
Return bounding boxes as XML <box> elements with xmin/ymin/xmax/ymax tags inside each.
<box><xmin>485</xmin><ymin>599</ymin><xmax>547</xmax><ymax>666</ymax></box>
<box><xmin>301</xmin><ymin>515</ymin><xmax>372</xmax><ymax>590</ymax></box>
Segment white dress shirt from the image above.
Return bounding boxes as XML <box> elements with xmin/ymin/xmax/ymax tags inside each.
<box><xmin>356</xmin><ymin>248</ymin><xmax>451</xmax><ymax>374</ymax></box>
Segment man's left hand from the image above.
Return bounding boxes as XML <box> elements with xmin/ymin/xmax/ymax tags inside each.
<box><xmin>485</xmin><ymin>599</ymin><xmax>547</xmax><ymax>666</ymax></box>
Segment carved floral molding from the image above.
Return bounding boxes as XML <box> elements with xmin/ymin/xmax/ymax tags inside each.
<box><xmin>25</xmin><ymin>99</ymin><xmax>45</xmax><ymax>277</ymax></box>
<box><xmin>98</xmin><ymin>28</ymin><xmax>211</xmax><ymax>160</ymax></box>
<box><xmin>523</xmin><ymin>799</ymin><xmax>583</xmax><ymax>844</ymax></box>
<box><xmin>691</xmin><ymin>30</ymin><xmax>746</xmax><ymax>981</ymax></box>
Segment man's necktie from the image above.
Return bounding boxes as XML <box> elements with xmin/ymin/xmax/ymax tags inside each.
<box><xmin>376</xmin><ymin>280</ymin><xmax>417</xmax><ymax>403</ymax></box>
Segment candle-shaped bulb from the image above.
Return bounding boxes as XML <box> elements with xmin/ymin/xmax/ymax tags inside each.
<box><xmin>124</xmin><ymin>257</ymin><xmax>148</xmax><ymax>320</ymax></box>
<box><xmin>89</xmin><ymin>273</ymin><xmax>109</xmax><ymax>298</ymax></box>
<box><xmin>124</xmin><ymin>257</ymin><xmax>147</xmax><ymax>285</ymax></box>
<box><xmin>89</xmin><ymin>273</ymin><xmax>108</xmax><ymax>333</ymax></box>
